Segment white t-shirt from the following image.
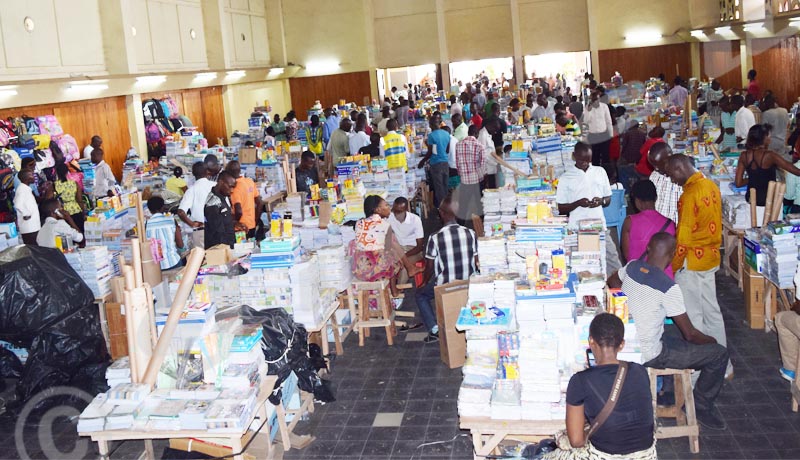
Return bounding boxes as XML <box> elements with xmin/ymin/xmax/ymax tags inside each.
<box><xmin>349</xmin><ymin>131</ymin><xmax>370</xmax><ymax>156</ymax></box>
<box><xmin>83</xmin><ymin>145</ymin><xmax>94</xmax><ymax>160</ymax></box>
<box><xmin>477</xmin><ymin>128</ymin><xmax>497</xmax><ymax>174</ymax></box>
<box><xmin>388</xmin><ymin>212</ymin><xmax>424</xmax><ymax>247</ymax></box>
<box><xmin>14</xmin><ymin>182</ymin><xmax>40</xmax><ymax>234</ymax></box>
<box><xmin>178</xmin><ymin>177</ymin><xmax>215</xmax><ymax>223</ymax></box>
<box><xmin>37</xmin><ymin>216</ymin><xmax>84</xmax><ymax>248</ymax></box>
<box><xmin>555</xmin><ymin>164</ymin><xmax>612</xmax><ymax>228</ymax></box>
<box><xmin>735</xmin><ymin>108</ymin><xmax>756</xmax><ymax>139</ymax></box>
<box><xmin>450</xmin><ymin>102</ymin><xmax>463</xmax><ymax>116</ymax></box>
<box><xmin>448</xmin><ymin>135</ymin><xmax>458</xmax><ymax>169</ymax></box>
<box><xmin>93</xmin><ymin>160</ymin><xmax>116</xmax><ymax>199</ymax></box>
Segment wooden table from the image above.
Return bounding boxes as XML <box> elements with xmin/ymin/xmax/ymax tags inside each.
<box><xmin>459</xmin><ymin>416</ymin><xmax>564</xmax><ymax>459</ymax></box>
<box><xmin>305</xmin><ymin>300</ymin><xmax>351</xmax><ymax>360</ymax></box>
<box><xmin>80</xmin><ymin>376</ymin><xmax>301</xmax><ymax>460</ymax></box>
<box><xmin>763</xmin><ymin>276</ymin><xmax>795</xmax><ymax>332</ymax></box>
<box><xmin>721</xmin><ymin>221</ymin><xmax>745</xmax><ymax>290</ymax></box>
<box><xmin>263</xmin><ymin>192</ymin><xmax>287</xmax><ymax>215</ymax></box>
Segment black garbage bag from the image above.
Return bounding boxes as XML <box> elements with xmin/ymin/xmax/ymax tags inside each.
<box><xmin>238</xmin><ymin>306</ymin><xmax>335</xmax><ymax>404</ymax></box>
<box><xmin>0</xmin><ymin>346</ymin><xmax>22</xmax><ymax>380</ymax></box>
<box><xmin>0</xmin><ymin>246</ymin><xmax>110</xmax><ymax>410</ymax></box>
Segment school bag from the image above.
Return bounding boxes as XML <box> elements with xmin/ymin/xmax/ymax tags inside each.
<box><xmin>22</xmin><ymin>116</ymin><xmax>39</xmax><ymax>135</ymax></box>
<box><xmin>159</xmin><ymin>100</ymin><xmax>171</xmax><ymax>119</ymax></box>
<box><xmin>146</xmin><ymin>121</ymin><xmax>163</xmax><ymax>143</ymax></box>
<box><xmin>164</xmin><ymin>97</ymin><xmax>179</xmax><ymax>117</ymax></box>
<box><xmin>142</xmin><ymin>99</ymin><xmax>165</xmax><ymax>119</ymax></box>
<box><xmin>56</xmin><ymin>134</ymin><xmax>80</xmax><ymax>162</ymax></box>
<box><xmin>36</xmin><ymin>115</ymin><xmax>64</xmax><ymax>137</ymax></box>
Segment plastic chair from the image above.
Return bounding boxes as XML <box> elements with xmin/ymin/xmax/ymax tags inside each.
<box><xmin>603</xmin><ymin>188</ymin><xmax>627</xmax><ymax>240</ymax></box>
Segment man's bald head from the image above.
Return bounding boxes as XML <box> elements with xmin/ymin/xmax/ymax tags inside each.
<box><xmin>647</xmin><ymin>141</ymin><xmax>671</xmax><ymax>174</ymax></box>
<box><xmin>438</xmin><ymin>195</ymin><xmax>458</xmax><ymax>223</ymax></box>
<box><xmin>667</xmin><ymin>154</ymin><xmax>696</xmax><ymax>187</ymax></box>
<box><xmin>645</xmin><ymin>232</ymin><xmax>677</xmax><ymax>270</ymax></box>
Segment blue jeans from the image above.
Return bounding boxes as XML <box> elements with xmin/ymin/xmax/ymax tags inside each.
<box><xmin>414</xmin><ymin>279</ymin><xmax>438</xmax><ymax>332</ymax></box>
<box><xmin>644</xmin><ymin>325</ymin><xmax>729</xmax><ymax>412</ymax></box>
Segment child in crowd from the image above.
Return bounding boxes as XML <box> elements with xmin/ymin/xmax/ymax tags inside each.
<box><xmin>146</xmin><ymin>196</ymin><xmax>184</xmax><ymax>270</ymax></box>
<box><xmin>166</xmin><ymin>167</ymin><xmax>188</xmax><ymax>197</ymax></box>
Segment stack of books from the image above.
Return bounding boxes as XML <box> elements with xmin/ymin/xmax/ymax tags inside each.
<box><xmin>64</xmin><ymin>246</ymin><xmax>113</xmax><ymax>298</ymax></box>
<box><xmin>105</xmin><ymin>357</ymin><xmax>131</xmax><ymax>388</ymax></box>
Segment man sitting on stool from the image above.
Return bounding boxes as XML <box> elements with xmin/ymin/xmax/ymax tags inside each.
<box><xmin>608</xmin><ymin>232</ymin><xmax>729</xmax><ymax>430</ymax></box>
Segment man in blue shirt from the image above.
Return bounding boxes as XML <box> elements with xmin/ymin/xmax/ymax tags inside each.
<box><xmin>322</xmin><ymin>108</ymin><xmax>341</xmax><ymax>149</ymax></box>
<box><xmin>418</xmin><ymin>119</ymin><xmax>451</xmax><ymax>207</ymax></box>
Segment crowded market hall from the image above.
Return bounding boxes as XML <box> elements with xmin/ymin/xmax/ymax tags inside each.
<box><xmin>3</xmin><ymin>1</ymin><xmax>800</xmax><ymax>459</ymax></box>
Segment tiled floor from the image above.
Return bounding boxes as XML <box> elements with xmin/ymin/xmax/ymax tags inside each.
<box><xmin>2</xmin><ymin>273</ymin><xmax>800</xmax><ymax>459</ymax></box>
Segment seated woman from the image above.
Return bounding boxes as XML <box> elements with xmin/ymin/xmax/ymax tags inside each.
<box><xmin>545</xmin><ymin>313</ymin><xmax>655</xmax><ymax>460</ymax></box>
<box><xmin>736</xmin><ymin>124</ymin><xmax>800</xmax><ymax>225</ymax></box>
<box><xmin>350</xmin><ymin>195</ymin><xmax>423</xmax><ymax>299</ymax></box>
<box><xmin>620</xmin><ymin>179</ymin><xmax>676</xmax><ymax>279</ymax></box>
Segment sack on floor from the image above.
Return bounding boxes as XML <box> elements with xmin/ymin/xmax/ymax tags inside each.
<box><xmin>0</xmin><ymin>246</ymin><xmax>110</xmax><ymax>412</ymax></box>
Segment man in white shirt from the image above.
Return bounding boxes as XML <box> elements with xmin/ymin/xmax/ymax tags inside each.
<box><xmin>449</xmin><ymin>95</ymin><xmax>462</xmax><ymax>117</ymax></box>
<box><xmin>733</xmin><ymin>94</ymin><xmax>755</xmax><ymax>143</ymax></box>
<box><xmin>377</xmin><ymin>106</ymin><xmax>392</xmax><ymax>137</ymax></box>
<box><xmin>91</xmin><ymin>148</ymin><xmax>116</xmax><ymax>200</ymax></box>
<box><xmin>83</xmin><ymin>135</ymin><xmax>102</xmax><ymax>160</ymax></box>
<box><xmin>556</xmin><ymin>142</ymin><xmax>621</xmax><ymax>273</ymax></box>
<box><xmin>37</xmin><ymin>198</ymin><xmax>84</xmax><ymax>248</ymax></box>
<box><xmin>582</xmin><ymin>90</ymin><xmax>614</xmax><ymax>166</ymax></box>
<box><xmin>668</xmin><ymin>78</ymin><xmax>689</xmax><ymax>109</ymax></box>
<box><xmin>477</xmin><ymin>121</ymin><xmax>498</xmax><ymax>188</ymax></box>
<box><xmin>388</xmin><ymin>197</ymin><xmax>425</xmax><ymax>286</ymax></box>
<box><xmin>531</xmin><ymin>94</ymin><xmax>556</xmax><ymax>123</ymax></box>
<box><xmin>177</xmin><ymin>161</ymin><xmax>215</xmax><ymax>248</ymax></box>
<box><xmin>14</xmin><ymin>170</ymin><xmax>41</xmax><ymax>245</ymax></box>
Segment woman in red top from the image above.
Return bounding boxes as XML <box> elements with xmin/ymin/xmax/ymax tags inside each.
<box><xmin>747</xmin><ymin>69</ymin><xmax>761</xmax><ymax>101</ymax></box>
<box><xmin>635</xmin><ymin>126</ymin><xmax>665</xmax><ymax>176</ymax></box>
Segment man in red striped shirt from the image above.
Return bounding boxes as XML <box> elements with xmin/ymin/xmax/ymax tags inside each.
<box><xmin>454</xmin><ymin>124</ymin><xmax>485</xmax><ymax>227</ymax></box>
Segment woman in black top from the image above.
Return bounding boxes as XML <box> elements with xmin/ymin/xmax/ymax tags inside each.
<box><xmin>735</xmin><ymin>124</ymin><xmax>800</xmax><ymax>222</ymax></box>
<box><xmin>545</xmin><ymin>313</ymin><xmax>656</xmax><ymax>460</ymax></box>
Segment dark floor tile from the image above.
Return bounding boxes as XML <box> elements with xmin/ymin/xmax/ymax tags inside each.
<box><xmin>424</xmin><ymin>425</ymin><xmax>458</xmax><ymax>442</ymax></box>
<box><xmin>406</xmin><ymin>399</ymin><xmax>434</xmax><ymax>413</ymax></box>
<box><xmin>741</xmin><ymin>450</ymin><xmax>782</xmax><ymax>460</ymax></box>
<box><xmin>352</xmin><ymin>400</ymin><xmax>382</xmax><ymax>413</ymax></box>
<box><xmin>402</xmin><ymin>412</ymin><xmax>430</xmax><ymax>426</ymax></box>
<box><xmin>313</xmin><ymin>425</ymin><xmax>346</xmax><ymax>441</ymax></box>
<box><xmin>303</xmin><ymin>440</ymin><xmax>339</xmax><ymax>458</ymax></box>
<box><xmin>757</xmin><ymin>416</ymin><xmax>796</xmax><ymax>434</ymax></box>
<box><xmin>361</xmin><ymin>439</ymin><xmax>394</xmax><ymax>457</ymax></box>
<box><xmin>357</xmin><ymin>388</ymin><xmax>386</xmax><ymax>401</ymax></box>
<box><xmin>346</xmin><ymin>413</ymin><xmax>376</xmax><ymax>427</ymax></box>
<box><xmin>391</xmin><ymin>439</ymin><xmax>423</xmax><ymax>457</ymax></box>
<box><xmin>339</xmin><ymin>426</ymin><xmax>371</xmax><ymax>441</ymax></box>
<box><xmin>367</xmin><ymin>427</ymin><xmax>399</xmax><ymax>442</ymax></box>
<box><xmin>725</xmin><ymin>417</ymin><xmax>761</xmax><ymax>434</ymax></box>
<box><xmin>769</xmin><ymin>432</ymin><xmax>800</xmax><ymax>450</ymax></box>
<box><xmin>427</xmin><ymin>411</ymin><xmax>459</xmax><ymax>426</ymax></box>
<box><xmin>332</xmin><ymin>439</ymin><xmax>366</xmax><ymax>457</ymax></box>
<box><xmin>396</xmin><ymin>426</ymin><xmax>427</xmax><ymax>441</ymax></box>
<box><xmin>378</xmin><ymin>400</ymin><xmax>407</xmax><ymax>413</ymax></box>
<box><xmin>698</xmin><ymin>434</ymin><xmax>738</xmax><ymax>452</ymax></box>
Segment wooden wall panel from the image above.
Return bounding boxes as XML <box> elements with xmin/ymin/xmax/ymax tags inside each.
<box><xmin>142</xmin><ymin>86</ymin><xmax>228</xmax><ymax>146</ymax></box>
<box><xmin>699</xmin><ymin>40</ymin><xmax>742</xmax><ymax>91</ymax></box>
<box><xmin>598</xmin><ymin>43</ymin><xmax>691</xmax><ymax>85</ymax></box>
<box><xmin>752</xmin><ymin>36</ymin><xmax>800</xmax><ymax>108</ymax></box>
<box><xmin>288</xmin><ymin>71</ymin><xmax>372</xmax><ymax>117</ymax></box>
<box><xmin>0</xmin><ymin>97</ymin><xmax>130</xmax><ymax>179</ymax></box>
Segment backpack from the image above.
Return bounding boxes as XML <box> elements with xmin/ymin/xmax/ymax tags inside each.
<box><xmin>170</xmin><ymin>118</ymin><xmax>184</xmax><ymax>133</ymax></box>
<box><xmin>7</xmin><ymin>117</ymin><xmax>25</xmax><ymax>137</ymax></box>
<box><xmin>178</xmin><ymin>115</ymin><xmax>193</xmax><ymax>128</ymax></box>
<box><xmin>32</xmin><ymin>134</ymin><xmax>51</xmax><ymax>150</ymax></box>
<box><xmin>146</xmin><ymin>121</ymin><xmax>163</xmax><ymax>143</ymax></box>
<box><xmin>22</xmin><ymin>116</ymin><xmax>39</xmax><ymax>135</ymax></box>
<box><xmin>143</xmin><ymin>99</ymin><xmax>164</xmax><ymax>119</ymax></box>
<box><xmin>36</xmin><ymin>115</ymin><xmax>63</xmax><ymax>137</ymax></box>
<box><xmin>0</xmin><ymin>120</ymin><xmax>13</xmax><ymax>147</ymax></box>
<box><xmin>55</xmin><ymin>134</ymin><xmax>80</xmax><ymax>162</ymax></box>
<box><xmin>164</xmin><ymin>97</ymin><xmax>179</xmax><ymax>117</ymax></box>
<box><xmin>159</xmin><ymin>100</ymin><xmax>171</xmax><ymax>119</ymax></box>
<box><xmin>34</xmin><ymin>148</ymin><xmax>55</xmax><ymax>169</ymax></box>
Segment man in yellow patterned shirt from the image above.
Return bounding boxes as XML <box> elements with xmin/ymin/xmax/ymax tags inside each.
<box><xmin>668</xmin><ymin>154</ymin><xmax>731</xmax><ymax>378</ymax></box>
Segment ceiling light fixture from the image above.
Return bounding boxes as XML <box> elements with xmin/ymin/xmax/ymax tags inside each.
<box><xmin>194</xmin><ymin>72</ymin><xmax>217</xmax><ymax>81</ymax></box>
<box><xmin>226</xmin><ymin>70</ymin><xmax>246</xmax><ymax>78</ymax></box>
<box><xmin>690</xmin><ymin>30</ymin><xmax>705</xmax><ymax>38</ymax></box>
<box><xmin>623</xmin><ymin>30</ymin><xmax>662</xmax><ymax>44</ymax></box>
<box><xmin>0</xmin><ymin>86</ymin><xmax>18</xmax><ymax>97</ymax></box>
<box><xmin>136</xmin><ymin>75</ymin><xmax>167</xmax><ymax>85</ymax></box>
<box><xmin>67</xmin><ymin>81</ymin><xmax>109</xmax><ymax>91</ymax></box>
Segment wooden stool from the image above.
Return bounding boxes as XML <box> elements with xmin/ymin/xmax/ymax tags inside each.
<box><xmin>648</xmin><ymin>368</ymin><xmax>700</xmax><ymax>453</ymax></box>
<box><xmin>348</xmin><ymin>280</ymin><xmax>396</xmax><ymax>347</ymax></box>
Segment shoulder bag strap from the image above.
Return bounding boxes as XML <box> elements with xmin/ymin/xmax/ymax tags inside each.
<box><xmin>586</xmin><ymin>361</ymin><xmax>629</xmax><ymax>440</ymax></box>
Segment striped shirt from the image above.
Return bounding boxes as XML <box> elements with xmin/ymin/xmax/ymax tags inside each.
<box><xmin>455</xmin><ymin>136</ymin><xmax>485</xmax><ymax>184</ymax></box>
<box><xmin>425</xmin><ymin>223</ymin><xmax>477</xmax><ymax>285</ymax></box>
<box><xmin>649</xmin><ymin>170</ymin><xmax>682</xmax><ymax>223</ymax></box>
<box><xmin>618</xmin><ymin>260</ymin><xmax>687</xmax><ymax>362</ymax></box>
<box><xmin>146</xmin><ymin>213</ymin><xmax>181</xmax><ymax>270</ymax></box>
<box><xmin>381</xmin><ymin>131</ymin><xmax>409</xmax><ymax>171</ymax></box>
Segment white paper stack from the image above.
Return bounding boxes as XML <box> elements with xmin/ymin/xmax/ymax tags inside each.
<box><xmin>290</xmin><ymin>255</ymin><xmax>323</xmax><ymax>325</ymax></box>
<box><xmin>499</xmin><ymin>187</ymin><xmax>517</xmax><ymax>215</ymax></box>
<box><xmin>317</xmin><ymin>245</ymin><xmax>353</xmax><ymax>291</ymax></box>
<box><xmin>77</xmin><ymin>393</ymin><xmax>112</xmax><ymax>432</ymax></box>
<box><xmin>722</xmin><ymin>195</ymin><xmax>750</xmax><ymax>229</ymax></box>
<box><xmin>65</xmin><ymin>246</ymin><xmax>113</xmax><ymax>298</ymax></box>
<box><xmin>493</xmin><ymin>277</ymin><xmax>516</xmax><ymax>310</ymax></box>
<box><xmin>467</xmin><ymin>275</ymin><xmax>495</xmax><ymax>305</ymax></box>
<box><xmin>179</xmin><ymin>400</ymin><xmax>212</xmax><ymax>430</ymax></box>
<box><xmin>105</xmin><ymin>357</ymin><xmax>131</xmax><ymax>388</ymax></box>
<box><xmin>286</xmin><ymin>193</ymin><xmax>305</xmax><ymax>223</ymax></box>
<box><xmin>482</xmin><ymin>189</ymin><xmax>500</xmax><ymax>214</ymax></box>
<box><xmin>490</xmin><ymin>380</ymin><xmax>521</xmax><ymax>420</ymax></box>
<box><xmin>506</xmin><ymin>238</ymin><xmax>538</xmax><ymax>278</ymax></box>
<box><xmin>477</xmin><ymin>237</ymin><xmax>508</xmax><ymax>273</ymax></box>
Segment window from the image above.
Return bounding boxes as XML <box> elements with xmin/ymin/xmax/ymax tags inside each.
<box><xmin>720</xmin><ymin>0</ymin><xmax>743</xmax><ymax>21</ymax></box>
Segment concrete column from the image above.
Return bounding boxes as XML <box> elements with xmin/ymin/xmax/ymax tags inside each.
<box><xmin>267</xmin><ymin>0</ymin><xmax>288</xmax><ymax>66</ymax></box>
<box><xmin>585</xmin><ymin>0</ymin><xmax>600</xmax><ymax>78</ymax></box>
<box><xmin>435</xmin><ymin>0</ymin><xmax>450</xmax><ymax>92</ymax></box>
<box><xmin>99</xmin><ymin>0</ymin><xmax>137</xmax><ymax>75</ymax></box>
<box><xmin>362</xmin><ymin>0</ymin><xmax>379</xmax><ymax>102</ymax></box>
<box><xmin>740</xmin><ymin>38</ymin><xmax>753</xmax><ymax>88</ymax></box>
<box><xmin>201</xmin><ymin>0</ymin><xmax>232</xmax><ymax>69</ymax></box>
<box><xmin>690</xmin><ymin>42</ymin><xmax>702</xmax><ymax>78</ymax></box>
<box><xmin>126</xmin><ymin>94</ymin><xmax>147</xmax><ymax>157</ymax></box>
<box><xmin>510</xmin><ymin>0</ymin><xmax>525</xmax><ymax>86</ymax></box>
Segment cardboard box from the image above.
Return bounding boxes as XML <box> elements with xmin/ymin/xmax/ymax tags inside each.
<box><xmin>239</xmin><ymin>147</ymin><xmax>258</xmax><ymax>164</ymax></box>
<box><xmin>169</xmin><ymin>432</ymin><xmax>257</xmax><ymax>460</ymax></box>
<box><xmin>743</xmin><ymin>265</ymin><xmax>771</xmax><ymax>329</ymax></box>
<box><xmin>204</xmin><ymin>244</ymin><xmax>233</xmax><ymax>266</ymax></box>
<box><xmin>434</xmin><ymin>280</ymin><xmax>469</xmax><ymax>368</ymax></box>
<box><xmin>578</xmin><ymin>233</ymin><xmax>600</xmax><ymax>252</ymax></box>
<box><xmin>104</xmin><ymin>302</ymin><xmax>128</xmax><ymax>359</ymax></box>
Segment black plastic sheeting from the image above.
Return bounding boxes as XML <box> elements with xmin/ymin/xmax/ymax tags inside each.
<box><xmin>0</xmin><ymin>246</ymin><xmax>110</xmax><ymax>411</ymax></box>
<box><xmin>238</xmin><ymin>306</ymin><xmax>334</xmax><ymax>405</ymax></box>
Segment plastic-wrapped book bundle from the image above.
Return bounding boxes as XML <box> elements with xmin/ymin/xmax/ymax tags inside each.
<box><xmin>316</xmin><ymin>245</ymin><xmax>353</xmax><ymax>292</ymax></box>
<box><xmin>477</xmin><ymin>237</ymin><xmax>508</xmax><ymax>274</ymax></box>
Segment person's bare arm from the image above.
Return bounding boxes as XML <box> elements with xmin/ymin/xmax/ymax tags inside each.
<box><xmin>672</xmin><ymin>313</ymin><xmax>717</xmax><ymax>345</ymax></box>
<box><xmin>770</xmin><ymin>151</ymin><xmax>800</xmax><ymax>177</ymax></box>
<box><xmin>174</xmin><ymin>222</ymin><xmax>184</xmax><ymax>249</ymax></box>
<box><xmin>558</xmin><ymin>198</ymin><xmax>591</xmax><ymax>215</ymax></box>
<box><xmin>176</xmin><ymin>209</ymin><xmax>202</xmax><ymax>228</ymax></box>
<box><xmin>620</xmin><ymin>216</ymin><xmax>632</xmax><ymax>264</ymax></box>
<box><xmin>418</xmin><ymin>140</ymin><xmax>433</xmax><ymax>168</ymax></box>
<box><xmin>565</xmin><ymin>403</ymin><xmax>587</xmax><ymax>448</ymax></box>
<box><xmin>419</xmin><ymin>258</ymin><xmax>435</xmax><ymax>287</ymax></box>
<box><xmin>233</xmin><ymin>203</ymin><xmax>243</xmax><ymax>223</ymax></box>
<box><xmin>76</xmin><ymin>186</ymin><xmax>87</xmax><ymax>213</ymax></box>
<box><xmin>735</xmin><ymin>153</ymin><xmax>747</xmax><ymax>187</ymax></box>
<box><xmin>607</xmin><ymin>270</ymin><xmax>622</xmax><ymax>288</ymax></box>
<box><xmin>406</xmin><ymin>237</ymin><xmax>425</xmax><ymax>257</ymax></box>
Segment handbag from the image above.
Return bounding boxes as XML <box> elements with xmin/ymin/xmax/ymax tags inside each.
<box><xmin>585</xmin><ymin>361</ymin><xmax>629</xmax><ymax>440</ymax></box>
